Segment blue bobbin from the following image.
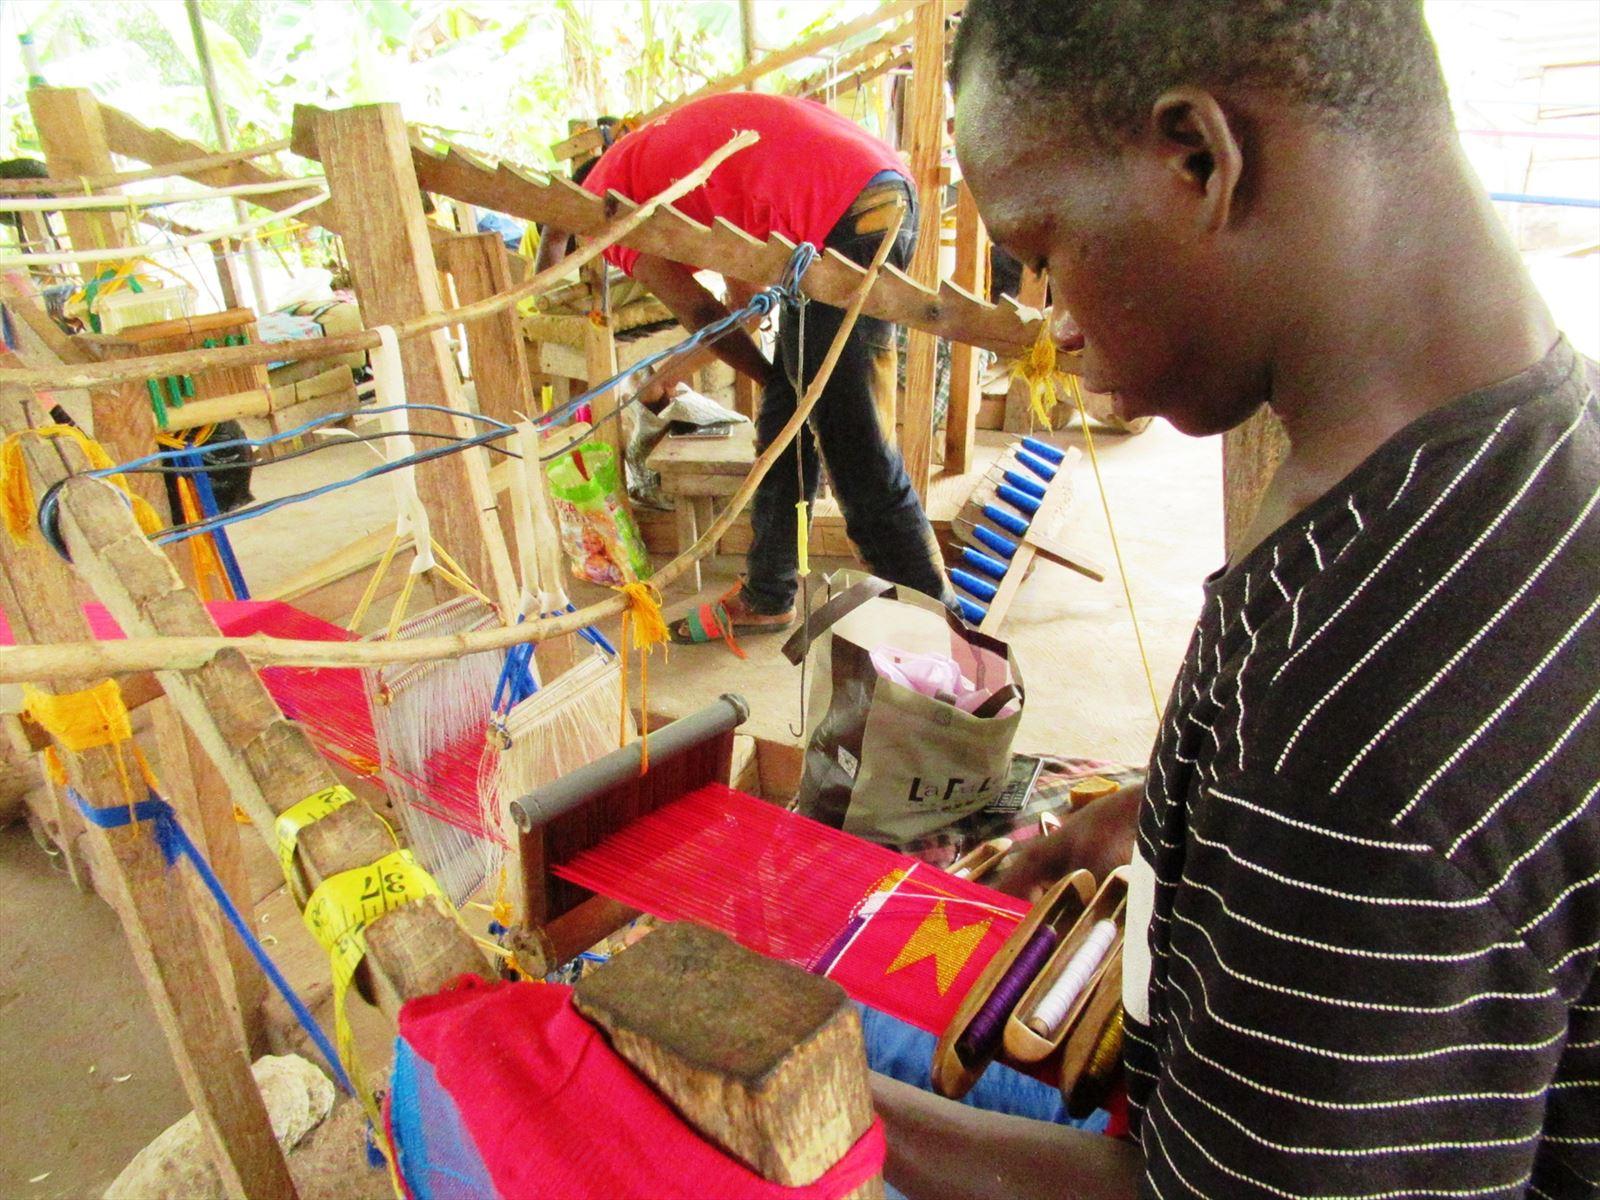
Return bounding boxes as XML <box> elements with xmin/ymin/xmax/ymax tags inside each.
<box><xmin>982</xmin><ymin>504</ymin><xmax>1030</xmax><ymax>538</ymax></box>
<box><xmin>1001</xmin><ymin>469</ymin><xmax>1048</xmax><ymax>501</ymax></box>
<box><xmin>995</xmin><ymin>485</ymin><xmax>1042</xmax><ymax>518</ymax></box>
<box><xmin>955</xmin><ymin>595</ymin><xmax>988</xmax><ymax>625</ymax></box>
<box><xmin>1016</xmin><ymin>449</ymin><xmax>1058</xmax><ymax>481</ymax></box>
<box><xmin>961</xmin><ymin>548</ymin><xmax>1009</xmax><ymax>581</ymax></box>
<box><xmin>970</xmin><ymin>523</ymin><xmax>1019</xmax><ymax>559</ymax></box>
<box><xmin>951</xmin><ymin>568</ymin><xmax>999</xmax><ymax>603</ymax></box>
<box><xmin>1022</xmin><ymin>436</ymin><xmax>1066</xmax><ymax>465</ymax></box>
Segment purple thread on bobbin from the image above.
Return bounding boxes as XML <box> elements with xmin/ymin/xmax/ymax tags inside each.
<box><xmin>956</xmin><ymin>925</ymin><xmax>1059</xmax><ymax>1065</ymax></box>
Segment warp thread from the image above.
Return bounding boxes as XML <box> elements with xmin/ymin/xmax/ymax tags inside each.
<box><xmin>956</xmin><ymin>924</ymin><xmax>1058</xmax><ymax>1067</ymax></box>
<box><xmin>1026</xmin><ymin>918</ymin><xmax>1117</xmax><ymax>1037</ymax></box>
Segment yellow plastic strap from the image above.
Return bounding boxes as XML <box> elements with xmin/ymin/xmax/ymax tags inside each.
<box><xmin>0</xmin><ymin>424</ymin><xmax>163</xmax><ymax>546</ymax></box>
<box><xmin>795</xmin><ymin>500</ymin><xmax>810</xmax><ymax>575</ymax></box>
<box><xmin>274</xmin><ymin>784</ymin><xmax>358</xmax><ymax>904</ymax></box>
<box><xmin>302</xmin><ymin>849</ymin><xmax>449</xmax><ymax>1132</ymax></box>
<box><xmin>22</xmin><ymin>680</ymin><xmax>131</xmax><ymax>751</ymax></box>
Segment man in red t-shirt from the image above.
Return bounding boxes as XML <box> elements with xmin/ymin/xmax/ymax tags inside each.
<box><xmin>536</xmin><ymin>93</ymin><xmax>951</xmax><ymax>640</ymax></box>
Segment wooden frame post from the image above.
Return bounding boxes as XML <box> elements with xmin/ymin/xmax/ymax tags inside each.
<box><xmin>27</xmin><ymin>88</ymin><xmax>132</xmax><ymax>266</ymax></box>
<box><xmin>0</xmin><ymin>388</ymin><xmax>296</xmax><ymax>1200</ymax></box>
<box><xmin>582</xmin><ymin>259</ymin><xmax>624</xmax><ymax>455</ymax></box>
<box><xmin>944</xmin><ymin>180</ymin><xmax>987</xmax><ymax>473</ymax></box>
<box><xmin>302</xmin><ymin>103</ymin><xmax>518</xmax><ymax>618</ymax></box>
<box><xmin>900</xmin><ymin>0</ymin><xmax>949</xmax><ymax>497</ymax></box>
<box><xmin>443</xmin><ymin>232</ymin><xmax>537</xmax><ymax>428</ymax></box>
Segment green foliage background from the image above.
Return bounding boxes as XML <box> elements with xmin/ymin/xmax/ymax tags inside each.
<box><xmin>0</xmin><ymin>1</ymin><xmax>874</xmax><ymax>167</ymax></box>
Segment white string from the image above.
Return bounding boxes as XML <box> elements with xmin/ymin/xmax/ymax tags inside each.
<box><xmin>370</xmin><ymin>326</ymin><xmax>437</xmax><ymax>576</ymax></box>
<box><xmin>0</xmin><ymin>190</ymin><xmax>328</xmax><ymax>268</ymax></box>
<box><xmin>0</xmin><ymin>177</ymin><xmax>328</xmax><ymax>212</ymax></box>
<box><xmin>1027</xmin><ymin>918</ymin><xmax>1117</xmax><ymax>1035</ymax></box>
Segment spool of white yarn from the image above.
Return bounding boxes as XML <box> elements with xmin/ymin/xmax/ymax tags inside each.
<box><xmin>1025</xmin><ymin>919</ymin><xmax>1117</xmax><ymax>1037</ymax></box>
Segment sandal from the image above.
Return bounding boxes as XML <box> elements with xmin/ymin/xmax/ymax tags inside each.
<box><xmin>669</xmin><ymin>584</ymin><xmax>795</xmax><ymax>657</ymax></box>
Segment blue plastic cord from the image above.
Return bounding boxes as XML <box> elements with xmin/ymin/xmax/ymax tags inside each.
<box><xmin>180</xmin><ymin>445</ymin><xmax>251</xmax><ymax>600</ymax></box>
<box><xmin>67</xmin><ymin>786</ymin><xmax>355</xmax><ymax>1097</ymax></box>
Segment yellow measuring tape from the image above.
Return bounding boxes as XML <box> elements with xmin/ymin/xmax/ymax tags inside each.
<box><xmin>274</xmin><ymin>784</ymin><xmax>357</xmax><ymax>905</ymax></box>
<box><xmin>303</xmin><ymin>849</ymin><xmax>449</xmax><ymax>1150</ymax></box>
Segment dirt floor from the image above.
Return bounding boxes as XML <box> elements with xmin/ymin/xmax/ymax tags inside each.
<box><xmin>0</xmin><ymin>412</ymin><xmax>1221</xmax><ymax>1194</ymax></box>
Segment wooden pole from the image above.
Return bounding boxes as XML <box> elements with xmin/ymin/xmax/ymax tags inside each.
<box><xmin>1221</xmin><ymin>406</ymin><xmax>1290</xmax><ymax>560</ymax></box>
<box><xmin>944</xmin><ymin>180</ymin><xmax>986</xmax><ymax>473</ymax></box>
<box><xmin>184</xmin><ymin>0</ymin><xmax>267</xmax><ymax>313</ymax></box>
<box><xmin>305</xmin><ymin>103</ymin><xmax>519</xmax><ymax>619</ymax></box>
<box><xmin>739</xmin><ymin>0</ymin><xmax>759</xmax><ymax>80</ymax></box>
<box><xmin>441</xmin><ymin>232</ymin><xmax>536</xmax><ymax>428</ymax></box>
<box><xmin>0</xmin><ymin>391</ymin><xmax>297</xmax><ymax>1200</ymax></box>
<box><xmin>899</xmin><ymin>0</ymin><xmax>949</xmax><ymax>496</ymax></box>
<box><xmin>581</xmin><ymin>259</ymin><xmax>624</xmax><ymax>455</ymax></box>
<box><xmin>26</xmin><ymin>88</ymin><xmax>132</xmax><ymax>268</ymax></box>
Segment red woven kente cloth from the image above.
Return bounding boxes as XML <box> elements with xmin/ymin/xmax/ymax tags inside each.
<box><xmin>394</xmin><ymin>976</ymin><xmax>886</xmax><ymax>1200</ymax></box>
<box><xmin>557</xmin><ymin>784</ymin><xmax>1029</xmax><ymax>1033</ymax></box>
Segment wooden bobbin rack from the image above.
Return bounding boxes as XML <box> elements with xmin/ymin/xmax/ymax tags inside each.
<box><xmin>948</xmin><ymin>435</ymin><xmax>1105</xmax><ymax>633</ymax></box>
<box><xmin>932</xmin><ymin>863</ymin><xmax>1130</xmax><ymax>1119</ymax></box>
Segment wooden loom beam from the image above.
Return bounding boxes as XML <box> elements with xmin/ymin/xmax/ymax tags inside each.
<box><xmin>0</xmin><ymin>388</ymin><xmax>297</xmax><ymax>1200</ymax></box>
<box><xmin>300</xmin><ymin>102</ymin><xmax>519</xmax><ymax>619</ymax></box>
<box><xmin>900</xmin><ymin>0</ymin><xmax>950</xmax><ymax>497</ymax></box>
<box><xmin>406</xmin><ymin>137</ymin><xmax>1050</xmax><ymax>360</ymax></box>
<box><xmin>0</xmin><ymin>138</ymin><xmax>293</xmax><ymax>195</ymax></box>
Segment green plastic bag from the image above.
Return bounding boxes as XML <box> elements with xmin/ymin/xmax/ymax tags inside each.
<box><xmin>545</xmin><ymin>440</ymin><xmax>652</xmax><ymax>587</ymax></box>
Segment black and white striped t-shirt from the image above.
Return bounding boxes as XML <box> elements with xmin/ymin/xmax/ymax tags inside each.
<box><xmin>1124</xmin><ymin>339</ymin><xmax>1599</xmax><ymax>1199</ymax></box>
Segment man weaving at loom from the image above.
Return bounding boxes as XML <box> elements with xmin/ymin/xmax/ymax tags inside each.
<box><xmin>869</xmin><ymin>1</ymin><xmax>1600</xmax><ymax>1197</ymax></box>
<box><xmin>535</xmin><ymin>92</ymin><xmax>955</xmax><ymax>643</ymax></box>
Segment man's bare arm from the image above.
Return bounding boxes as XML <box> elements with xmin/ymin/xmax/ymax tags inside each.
<box><xmin>631</xmin><ymin>253</ymin><xmax>777</xmax><ymax>389</ymax></box>
<box><xmin>873</xmin><ymin>1074</ymin><xmax>1143</xmax><ymax>1200</ymax></box>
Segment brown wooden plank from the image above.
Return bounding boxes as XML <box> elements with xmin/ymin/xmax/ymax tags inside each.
<box><xmin>27</xmin><ymin>88</ymin><xmax>132</xmax><ymax>264</ymax></box>
<box><xmin>574</xmin><ymin>923</ymin><xmax>880</xmax><ymax>1194</ymax></box>
<box><xmin>443</xmin><ymin>232</ymin><xmax>536</xmax><ymax>428</ymax></box>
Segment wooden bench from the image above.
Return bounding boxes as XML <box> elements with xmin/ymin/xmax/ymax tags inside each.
<box><xmin>646</xmin><ymin>422</ymin><xmax>757</xmax><ymax>592</ymax></box>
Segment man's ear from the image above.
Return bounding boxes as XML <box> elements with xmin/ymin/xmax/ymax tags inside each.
<box><xmin>1149</xmin><ymin>87</ymin><xmax>1243</xmax><ymax>233</ymax></box>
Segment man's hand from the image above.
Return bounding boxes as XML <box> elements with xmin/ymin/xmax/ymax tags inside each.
<box><xmin>988</xmin><ymin>781</ymin><xmax>1144</xmax><ymax>901</ymax></box>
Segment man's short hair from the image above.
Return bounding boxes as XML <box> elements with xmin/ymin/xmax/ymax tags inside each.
<box><xmin>951</xmin><ymin>0</ymin><xmax>1452</xmax><ymax>146</ymax></box>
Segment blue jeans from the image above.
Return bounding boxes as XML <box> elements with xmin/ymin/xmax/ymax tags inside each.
<box><xmin>741</xmin><ymin>177</ymin><xmax>951</xmax><ymax>614</ymax></box>
<box><xmin>858</xmin><ymin>1003</ymin><xmax>1112</xmax><ymax>1130</ymax></box>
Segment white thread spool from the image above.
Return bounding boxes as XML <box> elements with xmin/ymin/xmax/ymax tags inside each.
<box><xmin>1026</xmin><ymin>919</ymin><xmax>1117</xmax><ymax>1037</ymax></box>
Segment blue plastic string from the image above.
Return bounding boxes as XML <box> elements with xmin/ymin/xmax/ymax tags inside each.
<box><xmin>67</xmin><ymin>786</ymin><xmax>355</xmax><ymax>1097</ymax></box>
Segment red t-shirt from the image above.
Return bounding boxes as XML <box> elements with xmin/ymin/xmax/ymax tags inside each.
<box><xmin>581</xmin><ymin>93</ymin><xmax>907</xmax><ymax>277</ymax></box>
